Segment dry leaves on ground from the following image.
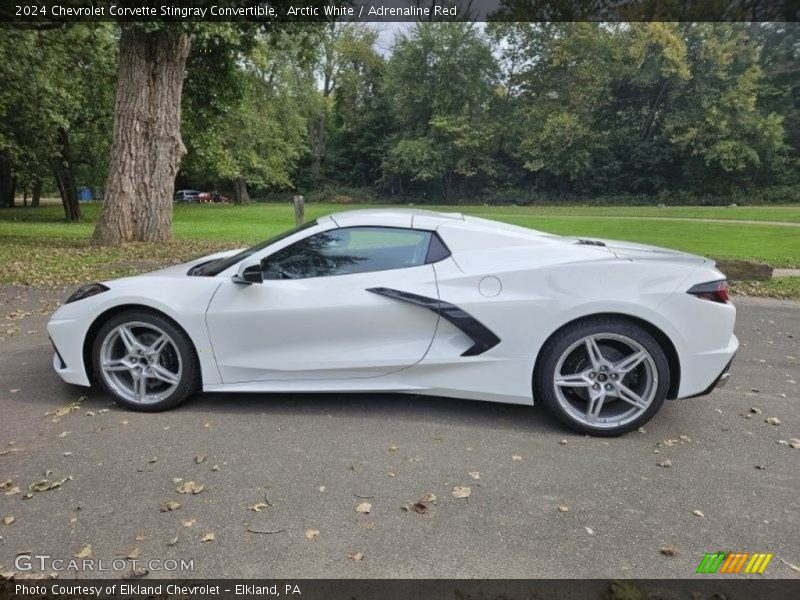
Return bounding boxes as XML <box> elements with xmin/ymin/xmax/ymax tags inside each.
<box><xmin>74</xmin><ymin>545</ymin><xmax>92</xmax><ymax>558</ymax></box>
<box><xmin>200</xmin><ymin>532</ymin><xmax>215</xmax><ymax>542</ymax></box>
<box><xmin>657</xmin><ymin>459</ymin><xmax>673</xmax><ymax>468</ymax></box>
<box><xmin>660</xmin><ymin>547</ymin><xmax>678</xmax><ymax>557</ymax></box>
<box><xmin>348</xmin><ymin>552</ymin><xmax>364</xmax><ymax>561</ymax></box>
<box><xmin>2</xmin><ymin>516</ymin><xmax>14</xmax><ymax>525</ymax></box>
<box><xmin>557</xmin><ymin>505</ymin><xmax>569</xmax><ymax>513</ymax></box>
<box><xmin>765</xmin><ymin>417</ymin><xmax>781</xmax><ymax>426</ymax></box>
<box><xmin>452</xmin><ymin>486</ymin><xmax>471</xmax><ymax>499</ymax></box>
<box><xmin>175</xmin><ymin>481</ymin><xmax>204</xmax><ymax>494</ymax></box>
<box><xmin>160</xmin><ymin>501</ymin><xmax>181</xmax><ymax>512</ymax></box>
<box><xmin>692</xmin><ymin>510</ymin><xmax>705</xmax><ymax>518</ymax></box>
<box><xmin>249</xmin><ymin>502</ymin><xmax>269</xmax><ymax>513</ymax></box>
<box><xmin>355</xmin><ymin>502</ymin><xmax>372</xmax><ymax>514</ymax></box>
<box><xmin>305</xmin><ymin>529</ymin><xmax>320</xmax><ymax>540</ymax></box>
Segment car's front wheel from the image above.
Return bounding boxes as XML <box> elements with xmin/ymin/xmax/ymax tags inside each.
<box><xmin>535</xmin><ymin>317</ymin><xmax>670</xmax><ymax>436</ymax></box>
<box><xmin>92</xmin><ymin>310</ymin><xmax>199</xmax><ymax>411</ymax></box>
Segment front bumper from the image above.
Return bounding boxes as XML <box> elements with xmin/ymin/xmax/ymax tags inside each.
<box><xmin>48</xmin><ymin>316</ymin><xmax>92</xmax><ymax>387</ymax></box>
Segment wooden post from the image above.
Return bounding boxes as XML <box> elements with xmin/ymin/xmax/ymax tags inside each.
<box><xmin>293</xmin><ymin>194</ymin><xmax>305</xmax><ymax>226</ymax></box>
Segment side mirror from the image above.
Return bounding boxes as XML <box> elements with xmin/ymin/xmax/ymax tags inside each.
<box><xmin>233</xmin><ymin>260</ymin><xmax>263</xmax><ymax>285</ymax></box>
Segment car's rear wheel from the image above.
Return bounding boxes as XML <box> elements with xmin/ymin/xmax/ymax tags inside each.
<box><xmin>535</xmin><ymin>317</ymin><xmax>670</xmax><ymax>436</ymax></box>
<box><xmin>92</xmin><ymin>310</ymin><xmax>199</xmax><ymax>411</ymax></box>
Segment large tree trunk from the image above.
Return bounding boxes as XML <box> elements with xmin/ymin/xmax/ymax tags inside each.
<box><xmin>31</xmin><ymin>178</ymin><xmax>41</xmax><ymax>207</ymax></box>
<box><xmin>92</xmin><ymin>26</ymin><xmax>191</xmax><ymax>245</ymax></box>
<box><xmin>233</xmin><ymin>177</ymin><xmax>249</xmax><ymax>204</ymax></box>
<box><xmin>53</xmin><ymin>127</ymin><xmax>81</xmax><ymax>221</ymax></box>
<box><xmin>0</xmin><ymin>154</ymin><xmax>14</xmax><ymax>208</ymax></box>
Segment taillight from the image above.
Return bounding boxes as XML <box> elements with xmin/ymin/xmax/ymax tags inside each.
<box><xmin>687</xmin><ymin>280</ymin><xmax>730</xmax><ymax>303</ymax></box>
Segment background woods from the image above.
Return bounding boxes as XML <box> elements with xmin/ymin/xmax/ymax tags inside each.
<box><xmin>0</xmin><ymin>22</ymin><xmax>797</xmax><ymax>244</ymax></box>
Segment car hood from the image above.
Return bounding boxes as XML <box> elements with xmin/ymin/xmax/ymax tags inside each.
<box><xmin>145</xmin><ymin>249</ymin><xmax>245</xmax><ymax>278</ymax></box>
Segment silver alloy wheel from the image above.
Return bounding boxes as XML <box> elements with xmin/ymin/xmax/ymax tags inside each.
<box><xmin>99</xmin><ymin>321</ymin><xmax>182</xmax><ymax>405</ymax></box>
<box><xmin>553</xmin><ymin>333</ymin><xmax>658</xmax><ymax>429</ymax></box>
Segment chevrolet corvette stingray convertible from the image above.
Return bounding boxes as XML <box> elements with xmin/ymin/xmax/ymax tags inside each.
<box><xmin>48</xmin><ymin>209</ymin><xmax>737</xmax><ymax>435</ymax></box>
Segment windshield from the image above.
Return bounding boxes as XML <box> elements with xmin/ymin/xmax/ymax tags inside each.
<box><xmin>190</xmin><ymin>219</ymin><xmax>319</xmax><ymax>276</ymax></box>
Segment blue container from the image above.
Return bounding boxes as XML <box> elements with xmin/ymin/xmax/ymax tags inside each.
<box><xmin>77</xmin><ymin>186</ymin><xmax>92</xmax><ymax>202</ymax></box>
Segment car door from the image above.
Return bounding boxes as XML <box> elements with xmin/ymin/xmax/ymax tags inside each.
<box><xmin>205</xmin><ymin>227</ymin><xmax>441</xmax><ymax>383</ymax></box>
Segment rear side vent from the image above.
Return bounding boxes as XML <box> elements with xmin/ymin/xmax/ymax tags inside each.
<box><xmin>576</xmin><ymin>239</ymin><xmax>606</xmax><ymax>247</ymax></box>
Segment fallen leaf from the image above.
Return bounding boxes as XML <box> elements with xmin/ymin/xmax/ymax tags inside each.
<box><xmin>28</xmin><ymin>476</ymin><xmax>70</xmax><ymax>493</ymax></box>
<box><xmin>387</xmin><ymin>472</ymin><xmax>396</xmax><ymax>478</ymax></box>
<box><xmin>0</xmin><ymin>448</ymin><xmax>21</xmax><ymax>456</ymax></box>
<box><xmin>127</xmin><ymin>548</ymin><xmax>141</xmax><ymax>559</ymax></box>
<box><xmin>74</xmin><ymin>545</ymin><xmax>92</xmax><ymax>558</ymax></box>
<box><xmin>249</xmin><ymin>502</ymin><xmax>268</xmax><ymax>513</ymax></box>
<box><xmin>584</xmin><ymin>527</ymin><xmax>594</xmax><ymax>535</ymax></box>
<box><xmin>452</xmin><ymin>486</ymin><xmax>471</xmax><ymax>499</ymax></box>
<box><xmin>468</xmin><ymin>471</ymin><xmax>480</xmax><ymax>480</ymax></box>
<box><xmin>657</xmin><ymin>459</ymin><xmax>672</xmax><ymax>468</ymax></box>
<box><xmin>85</xmin><ymin>411</ymin><xmax>95</xmax><ymax>417</ymax></box>
<box><xmin>305</xmin><ymin>529</ymin><xmax>320</xmax><ymax>540</ymax></box>
<box><xmin>780</xmin><ymin>558</ymin><xmax>800</xmax><ymax>572</ymax></box>
<box><xmin>318</xmin><ymin>486</ymin><xmax>326</xmax><ymax>492</ymax></box>
<box><xmin>660</xmin><ymin>546</ymin><xmax>678</xmax><ymax>557</ymax></box>
<box><xmin>194</xmin><ymin>455</ymin><xmax>205</xmax><ymax>464</ymax></box>
<box><xmin>557</xmin><ymin>505</ymin><xmax>569</xmax><ymax>513</ymax></box>
<box><xmin>790</xmin><ymin>439</ymin><xmax>800</xmax><ymax>449</ymax></box>
<box><xmin>167</xmin><ymin>536</ymin><xmax>179</xmax><ymax>546</ymax></box>
<box><xmin>10</xmin><ymin>389</ymin><xmax>20</xmax><ymax>394</ymax></box>
<box><xmin>765</xmin><ymin>417</ymin><xmax>781</xmax><ymax>426</ymax></box>
<box><xmin>200</xmin><ymin>532</ymin><xmax>215</xmax><ymax>542</ymax></box>
<box><xmin>512</xmin><ymin>455</ymin><xmax>522</xmax><ymax>461</ymax></box>
<box><xmin>160</xmin><ymin>501</ymin><xmax>181</xmax><ymax>512</ymax></box>
<box><xmin>559</xmin><ymin>439</ymin><xmax>568</xmax><ymax>445</ymax></box>
<box><xmin>410</xmin><ymin>502</ymin><xmax>427</xmax><ymax>514</ymax></box>
<box><xmin>348</xmin><ymin>552</ymin><xmax>364</xmax><ymax>561</ymax></box>
<box><xmin>749</xmin><ymin>407</ymin><xmax>762</xmax><ymax>414</ymax></box>
<box><xmin>2</xmin><ymin>516</ymin><xmax>14</xmax><ymax>525</ymax></box>
<box><xmin>755</xmin><ymin>464</ymin><xmax>767</xmax><ymax>470</ymax></box>
<box><xmin>135</xmin><ymin>533</ymin><xmax>146</xmax><ymax>541</ymax></box>
<box><xmin>4</xmin><ymin>486</ymin><xmax>20</xmax><ymax>496</ymax></box>
<box><xmin>247</xmin><ymin>527</ymin><xmax>285</xmax><ymax>535</ymax></box>
<box><xmin>147</xmin><ymin>457</ymin><xmax>157</xmax><ymax>464</ymax></box>
<box><xmin>0</xmin><ymin>479</ymin><xmax>11</xmax><ymax>489</ymax></box>
<box><xmin>123</xmin><ymin>568</ymin><xmax>148</xmax><ymax>579</ymax></box>
<box><xmin>418</xmin><ymin>492</ymin><xmax>436</xmax><ymax>504</ymax></box>
<box><xmin>175</xmin><ymin>481</ymin><xmax>204</xmax><ymax>494</ymax></box>
<box><xmin>182</xmin><ymin>518</ymin><xmax>196</xmax><ymax>527</ymax></box>
<box><xmin>57</xmin><ymin>431</ymin><xmax>70</xmax><ymax>438</ymax></box>
<box><xmin>356</xmin><ymin>502</ymin><xmax>372</xmax><ymax>514</ymax></box>
<box><xmin>388</xmin><ymin>445</ymin><xmax>399</xmax><ymax>452</ymax></box>
<box><xmin>692</xmin><ymin>510</ymin><xmax>705</xmax><ymax>518</ymax></box>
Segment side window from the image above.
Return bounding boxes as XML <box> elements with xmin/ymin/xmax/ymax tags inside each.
<box><xmin>263</xmin><ymin>227</ymin><xmax>433</xmax><ymax>280</ymax></box>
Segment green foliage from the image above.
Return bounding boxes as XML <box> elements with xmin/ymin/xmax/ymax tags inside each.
<box><xmin>0</xmin><ymin>24</ymin><xmax>116</xmax><ymax>192</ymax></box>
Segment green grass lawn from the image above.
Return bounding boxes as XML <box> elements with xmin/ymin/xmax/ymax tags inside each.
<box><xmin>1</xmin><ymin>202</ymin><xmax>798</xmax><ymax>296</ymax></box>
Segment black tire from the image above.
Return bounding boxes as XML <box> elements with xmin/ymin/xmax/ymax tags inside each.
<box><xmin>534</xmin><ymin>316</ymin><xmax>670</xmax><ymax>436</ymax></box>
<box><xmin>92</xmin><ymin>310</ymin><xmax>200</xmax><ymax>411</ymax></box>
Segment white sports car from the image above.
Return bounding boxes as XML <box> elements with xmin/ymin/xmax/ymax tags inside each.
<box><xmin>48</xmin><ymin>209</ymin><xmax>737</xmax><ymax>436</ymax></box>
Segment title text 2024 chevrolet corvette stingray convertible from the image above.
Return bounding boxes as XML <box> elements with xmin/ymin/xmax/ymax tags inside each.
<box><xmin>48</xmin><ymin>209</ymin><xmax>737</xmax><ymax>435</ymax></box>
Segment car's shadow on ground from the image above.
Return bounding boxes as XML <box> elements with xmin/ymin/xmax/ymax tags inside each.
<box><xmin>51</xmin><ymin>377</ymin><xmax>567</xmax><ymax>436</ymax></box>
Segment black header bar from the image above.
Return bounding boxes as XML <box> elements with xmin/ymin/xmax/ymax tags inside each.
<box><xmin>1</xmin><ymin>0</ymin><xmax>798</xmax><ymax>24</ymax></box>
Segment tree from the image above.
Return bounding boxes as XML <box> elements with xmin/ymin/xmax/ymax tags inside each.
<box><xmin>383</xmin><ymin>23</ymin><xmax>499</xmax><ymax>200</ymax></box>
<box><xmin>92</xmin><ymin>25</ymin><xmax>190</xmax><ymax>244</ymax></box>
<box><xmin>182</xmin><ymin>33</ymin><xmax>309</xmax><ymax>203</ymax></box>
<box><xmin>0</xmin><ymin>24</ymin><xmax>116</xmax><ymax>217</ymax></box>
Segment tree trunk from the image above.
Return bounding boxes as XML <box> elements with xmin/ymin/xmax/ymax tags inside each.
<box><xmin>0</xmin><ymin>154</ymin><xmax>14</xmax><ymax>207</ymax></box>
<box><xmin>92</xmin><ymin>26</ymin><xmax>191</xmax><ymax>245</ymax></box>
<box><xmin>31</xmin><ymin>178</ymin><xmax>41</xmax><ymax>207</ymax></box>
<box><xmin>53</xmin><ymin>127</ymin><xmax>81</xmax><ymax>221</ymax></box>
<box><xmin>233</xmin><ymin>177</ymin><xmax>249</xmax><ymax>204</ymax></box>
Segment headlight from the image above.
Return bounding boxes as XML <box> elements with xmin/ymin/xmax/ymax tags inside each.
<box><xmin>65</xmin><ymin>283</ymin><xmax>110</xmax><ymax>304</ymax></box>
